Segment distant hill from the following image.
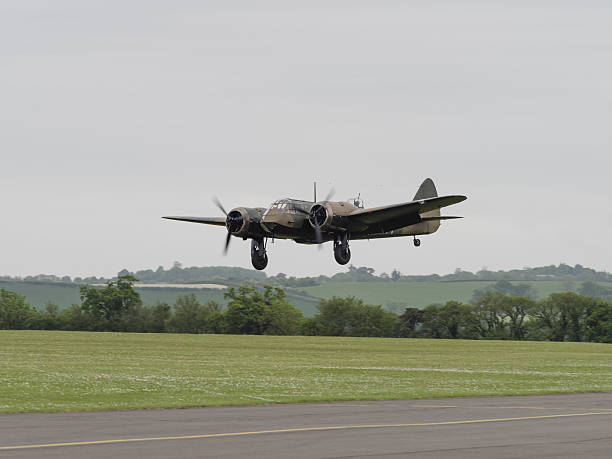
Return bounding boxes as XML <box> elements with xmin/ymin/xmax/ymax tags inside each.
<box><xmin>0</xmin><ymin>280</ymin><xmax>320</xmax><ymax>317</ymax></box>
<box><xmin>297</xmin><ymin>280</ymin><xmax>612</xmax><ymax>313</ymax></box>
<box><xmin>2</xmin><ymin>263</ymin><xmax>611</xmax><ymax>317</ymax></box>
<box><xmin>3</xmin><ymin>263</ymin><xmax>611</xmax><ymax>286</ymax></box>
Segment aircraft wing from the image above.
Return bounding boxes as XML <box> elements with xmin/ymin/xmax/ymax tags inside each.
<box><xmin>162</xmin><ymin>216</ymin><xmax>226</xmax><ymax>226</ymax></box>
<box><xmin>348</xmin><ymin>195</ymin><xmax>466</xmax><ymax>231</ymax></box>
<box><xmin>420</xmin><ymin>215</ymin><xmax>463</xmax><ymax>222</ymax></box>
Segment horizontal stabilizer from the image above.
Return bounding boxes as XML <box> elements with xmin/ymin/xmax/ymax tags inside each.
<box><xmin>349</xmin><ymin>195</ymin><xmax>466</xmax><ymax>225</ymax></box>
<box><xmin>163</xmin><ymin>216</ymin><xmax>226</xmax><ymax>226</ymax></box>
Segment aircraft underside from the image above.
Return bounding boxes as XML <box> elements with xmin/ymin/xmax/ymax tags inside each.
<box><xmin>246</xmin><ymin>224</ymin><xmax>428</xmax><ymax>270</ymax></box>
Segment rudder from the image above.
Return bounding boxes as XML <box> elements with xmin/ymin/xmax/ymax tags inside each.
<box><xmin>413</xmin><ymin>178</ymin><xmax>438</xmax><ymax>200</ymax></box>
<box><xmin>414</xmin><ymin>178</ymin><xmax>441</xmax><ymax>232</ymax></box>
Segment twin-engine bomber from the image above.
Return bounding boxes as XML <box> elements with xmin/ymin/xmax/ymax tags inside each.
<box><xmin>163</xmin><ymin>178</ymin><xmax>467</xmax><ymax>270</ymax></box>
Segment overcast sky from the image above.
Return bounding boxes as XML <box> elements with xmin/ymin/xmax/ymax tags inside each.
<box><xmin>1</xmin><ymin>1</ymin><xmax>611</xmax><ymax>279</ymax></box>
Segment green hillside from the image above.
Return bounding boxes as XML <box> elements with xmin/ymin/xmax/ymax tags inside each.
<box><xmin>3</xmin><ymin>279</ymin><xmax>611</xmax><ymax>318</ymax></box>
<box><xmin>0</xmin><ymin>281</ymin><xmax>223</xmax><ymax>308</ymax></box>
<box><xmin>0</xmin><ymin>281</ymin><xmax>319</xmax><ymax>316</ymax></box>
<box><xmin>298</xmin><ymin>280</ymin><xmax>596</xmax><ymax>310</ymax></box>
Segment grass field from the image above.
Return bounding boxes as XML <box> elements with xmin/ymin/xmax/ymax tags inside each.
<box><xmin>299</xmin><ymin>280</ymin><xmax>587</xmax><ymax>309</ymax></box>
<box><xmin>1</xmin><ymin>331</ymin><xmax>611</xmax><ymax>413</ymax></box>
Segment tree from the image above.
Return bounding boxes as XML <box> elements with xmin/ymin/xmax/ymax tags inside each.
<box><xmin>166</xmin><ymin>294</ymin><xmax>219</xmax><ymax>334</ymax></box>
<box><xmin>551</xmin><ymin>292</ymin><xmax>593</xmax><ymax>342</ymax></box>
<box><xmin>397</xmin><ymin>308</ymin><xmax>424</xmax><ymax>337</ymax></box>
<box><xmin>37</xmin><ymin>302</ymin><xmax>62</xmax><ymax>330</ymax></box>
<box><xmin>119</xmin><ymin>303</ymin><xmax>148</xmax><ymax>332</ymax></box>
<box><xmin>529</xmin><ymin>299</ymin><xmax>564</xmax><ymax>341</ymax></box>
<box><xmin>79</xmin><ymin>274</ymin><xmax>142</xmax><ymax>331</ymax></box>
<box><xmin>473</xmin><ymin>292</ymin><xmax>507</xmax><ymax>339</ymax></box>
<box><xmin>422</xmin><ymin>301</ymin><xmax>478</xmax><ymax>339</ymax></box>
<box><xmin>391</xmin><ymin>269</ymin><xmax>401</xmax><ymax>282</ymax></box>
<box><xmin>315</xmin><ymin>296</ymin><xmax>397</xmax><ymax>337</ymax></box>
<box><xmin>300</xmin><ymin>317</ymin><xmax>323</xmax><ymax>336</ymax></box>
<box><xmin>421</xmin><ymin>305</ymin><xmax>444</xmax><ymax>338</ymax></box>
<box><xmin>262</xmin><ymin>296</ymin><xmax>303</xmax><ymax>335</ymax></box>
<box><xmin>315</xmin><ymin>296</ymin><xmax>357</xmax><ymax>336</ymax></box>
<box><xmin>224</xmin><ymin>286</ymin><xmax>302</xmax><ymax>335</ymax></box>
<box><xmin>350</xmin><ymin>304</ymin><xmax>397</xmax><ymax>337</ymax></box>
<box><xmin>585</xmin><ymin>301</ymin><xmax>612</xmax><ymax>343</ymax></box>
<box><xmin>331</xmin><ymin>266</ymin><xmax>378</xmax><ymax>282</ymax></box>
<box><xmin>61</xmin><ymin>304</ymin><xmax>91</xmax><ymax>330</ymax></box>
<box><xmin>0</xmin><ymin>288</ymin><xmax>36</xmax><ymax>329</ymax></box>
<box><xmin>224</xmin><ymin>286</ymin><xmax>266</xmax><ymax>334</ymax></box>
<box><xmin>145</xmin><ymin>302</ymin><xmax>171</xmax><ymax>333</ymax></box>
<box><xmin>531</xmin><ymin>292</ymin><xmax>594</xmax><ymax>342</ymax></box>
<box><xmin>205</xmin><ymin>310</ymin><xmax>227</xmax><ymax>334</ymax></box>
<box><xmin>498</xmin><ymin>296</ymin><xmax>535</xmax><ymax>340</ymax></box>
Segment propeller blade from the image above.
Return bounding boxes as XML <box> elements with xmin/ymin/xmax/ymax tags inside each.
<box><xmin>314</xmin><ymin>224</ymin><xmax>323</xmax><ymax>247</ymax></box>
<box><xmin>223</xmin><ymin>231</ymin><xmax>231</xmax><ymax>254</ymax></box>
<box><xmin>323</xmin><ymin>187</ymin><xmax>336</xmax><ymax>202</ymax></box>
<box><xmin>295</xmin><ymin>202</ymin><xmax>325</xmax><ymax>247</ymax></box>
<box><xmin>213</xmin><ymin>197</ymin><xmax>228</xmax><ymax>216</ymax></box>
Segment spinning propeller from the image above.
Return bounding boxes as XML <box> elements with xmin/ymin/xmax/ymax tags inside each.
<box><xmin>213</xmin><ymin>197</ymin><xmax>242</xmax><ymax>254</ymax></box>
<box><xmin>295</xmin><ymin>185</ymin><xmax>335</xmax><ymax>247</ymax></box>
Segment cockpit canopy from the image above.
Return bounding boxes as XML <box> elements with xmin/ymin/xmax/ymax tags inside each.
<box><xmin>264</xmin><ymin>197</ymin><xmax>364</xmax><ymax>216</ymax></box>
<box><xmin>263</xmin><ymin>199</ymin><xmax>311</xmax><ymax>217</ymax></box>
<box><xmin>267</xmin><ymin>200</ymin><xmax>289</xmax><ymax>211</ymax></box>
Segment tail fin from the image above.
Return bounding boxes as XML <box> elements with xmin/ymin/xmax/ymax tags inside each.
<box><xmin>413</xmin><ymin>178</ymin><xmax>438</xmax><ymax>200</ymax></box>
<box><xmin>415</xmin><ymin>178</ymin><xmax>441</xmax><ymax>232</ymax></box>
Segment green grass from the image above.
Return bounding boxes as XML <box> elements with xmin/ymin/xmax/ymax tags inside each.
<box><xmin>299</xmin><ymin>281</ymin><xmax>589</xmax><ymax>309</ymax></box>
<box><xmin>1</xmin><ymin>330</ymin><xmax>611</xmax><ymax>413</ymax></box>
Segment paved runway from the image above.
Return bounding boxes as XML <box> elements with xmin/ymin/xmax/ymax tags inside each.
<box><xmin>1</xmin><ymin>393</ymin><xmax>611</xmax><ymax>458</ymax></box>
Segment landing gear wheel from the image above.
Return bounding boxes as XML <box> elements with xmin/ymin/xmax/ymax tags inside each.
<box><xmin>334</xmin><ymin>246</ymin><xmax>351</xmax><ymax>265</ymax></box>
<box><xmin>251</xmin><ymin>253</ymin><xmax>268</xmax><ymax>270</ymax></box>
<box><xmin>251</xmin><ymin>238</ymin><xmax>268</xmax><ymax>270</ymax></box>
<box><xmin>333</xmin><ymin>232</ymin><xmax>351</xmax><ymax>265</ymax></box>
<box><xmin>413</xmin><ymin>238</ymin><xmax>421</xmax><ymax>247</ymax></box>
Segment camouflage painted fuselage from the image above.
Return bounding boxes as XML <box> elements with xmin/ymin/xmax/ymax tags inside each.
<box><xmin>256</xmin><ymin>198</ymin><xmax>441</xmax><ymax>244</ymax></box>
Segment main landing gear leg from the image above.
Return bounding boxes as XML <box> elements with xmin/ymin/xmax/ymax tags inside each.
<box><xmin>333</xmin><ymin>232</ymin><xmax>351</xmax><ymax>265</ymax></box>
<box><xmin>251</xmin><ymin>237</ymin><xmax>268</xmax><ymax>270</ymax></box>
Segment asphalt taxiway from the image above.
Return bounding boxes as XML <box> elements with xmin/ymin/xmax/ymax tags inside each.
<box><xmin>1</xmin><ymin>393</ymin><xmax>611</xmax><ymax>458</ymax></box>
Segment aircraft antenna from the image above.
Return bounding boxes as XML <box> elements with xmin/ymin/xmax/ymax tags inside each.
<box><xmin>314</xmin><ymin>182</ymin><xmax>317</xmax><ymax>202</ymax></box>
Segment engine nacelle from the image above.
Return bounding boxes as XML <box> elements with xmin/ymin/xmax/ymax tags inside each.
<box><xmin>308</xmin><ymin>203</ymin><xmax>344</xmax><ymax>231</ymax></box>
<box><xmin>226</xmin><ymin>207</ymin><xmax>265</xmax><ymax>237</ymax></box>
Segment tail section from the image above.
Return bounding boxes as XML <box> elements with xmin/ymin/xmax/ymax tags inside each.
<box><xmin>413</xmin><ymin>178</ymin><xmax>438</xmax><ymax>201</ymax></box>
<box><xmin>414</xmin><ymin>178</ymin><xmax>440</xmax><ymax>233</ymax></box>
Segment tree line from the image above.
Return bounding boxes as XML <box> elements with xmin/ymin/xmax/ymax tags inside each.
<box><xmin>1</xmin><ymin>275</ymin><xmax>611</xmax><ymax>343</ymax></box>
